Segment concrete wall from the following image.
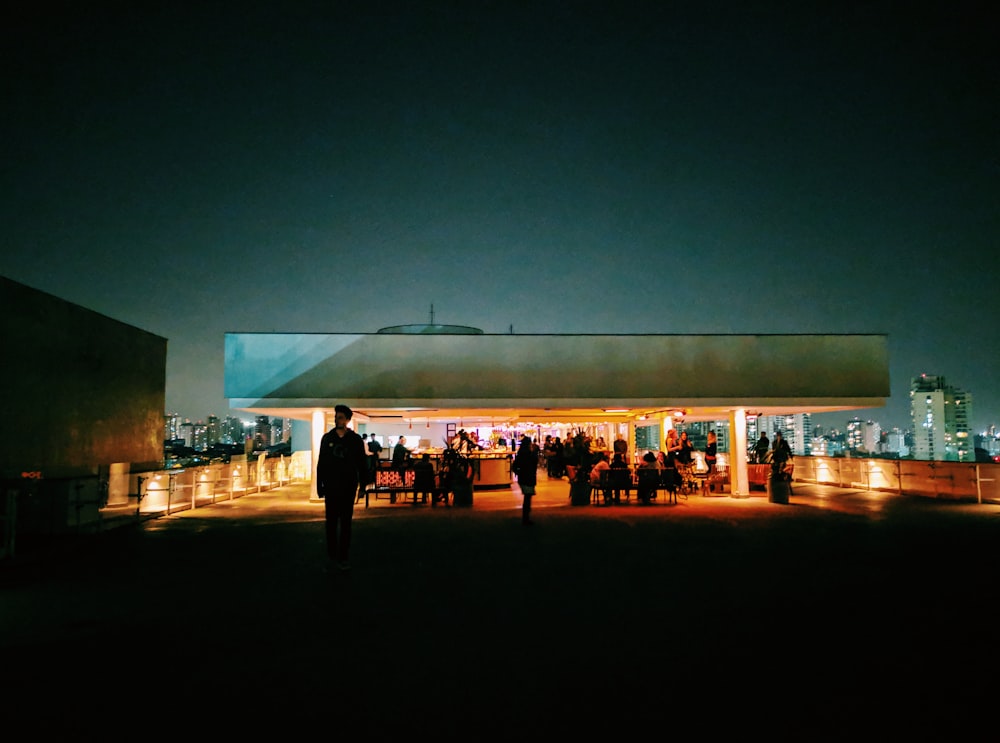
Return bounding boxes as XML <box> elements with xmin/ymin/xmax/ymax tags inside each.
<box><xmin>0</xmin><ymin>276</ymin><xmax>166</xmax><ymax>479</ymax></box>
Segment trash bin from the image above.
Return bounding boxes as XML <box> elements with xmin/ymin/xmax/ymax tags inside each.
<box><xmin>768</xmin><ymin>470</ymin><xmax>790</xmax><ymax>504</ymax></box>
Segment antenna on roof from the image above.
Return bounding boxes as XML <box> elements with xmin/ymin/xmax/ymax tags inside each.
<box><xmin>509</xmin><ymin>324</ymin><xmax>514</xmax><ymax>334</ymax></box>
<box><xmin>429</xmin><ymin>303</ymin><xmax>435</xmax><ymax>324</ymax></box>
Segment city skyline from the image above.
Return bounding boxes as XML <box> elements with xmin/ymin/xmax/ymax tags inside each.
<box><xmin>3</xmin><ymin>3</ymin><xmax>996</xmax><ymax>431</ymax></box>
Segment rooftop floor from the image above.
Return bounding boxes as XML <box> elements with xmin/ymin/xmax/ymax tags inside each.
<box><xmin>4</xmin><ymin>477</ymin><xmax>999</xmax><ymax>736</ymax></box>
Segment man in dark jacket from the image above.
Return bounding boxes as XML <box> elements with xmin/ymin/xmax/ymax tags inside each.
<box><xmin>316</xmin><ymin>404</ymin><xmax>370</xmax><ymax>571</ymax></box>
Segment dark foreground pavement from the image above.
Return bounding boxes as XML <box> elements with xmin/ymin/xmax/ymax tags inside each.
<box><xmin>4</xmin><ymin>480</ymin><xmax>1000</xmax><ymax>738</ymax></box>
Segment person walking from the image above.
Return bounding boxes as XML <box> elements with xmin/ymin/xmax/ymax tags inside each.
<box><xmin>513</xmin><ymin>435</ymin><xmax>539</xmax><ymax>526</ymax></box>
<box><xmin>753</xmin><ymin>431</ymin><xmax>770</xmax><ymax>464</ymax></box>
<box><xmin>315</xmin><ymin>404</ymin><xmax>370</xmax><ymax>572</ymax></box>
<box><xmin>771</xmin><ymin>430</ymin><xmax>793</xmax><ymax>489</ymax></box>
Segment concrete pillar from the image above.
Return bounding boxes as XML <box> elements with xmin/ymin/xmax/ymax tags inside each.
<box><xmin>730</xmin><ymin>409</ymin><xmax>750</xmax><ymax>497</ymax></box>
<box><xmin>311</xmin><ymin>409</ymin><xmax>326</xmax><ymax>501</ymax></box>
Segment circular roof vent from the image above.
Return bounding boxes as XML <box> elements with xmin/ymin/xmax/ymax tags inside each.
<box><xmin>377</xmin><ymin>324</ymin><xmax>484</xmax><ymax>335</ymax></box>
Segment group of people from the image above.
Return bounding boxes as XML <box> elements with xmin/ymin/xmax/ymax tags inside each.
<box><xmin>750</xmin><ymin>430</ymin><xmax>794</xmax><ymax>475</ymax></box>
<box><xmin>584</xmin><ymin>428</ymin><xmax>724</xmax><ymax>504</ymax></box>
<box><xmin>319</xmin><ymin>409</ymin><xmax>799</xmax><ymax>570</ymax></box>
<box><xmin>588</xmin><ymin>450</ymin><xmax>634</xmax><ymax>504</ymax></box>
<box><xmin>750</xmin><ymin>430</ymin><xmax>791</xmax><ymax>463</ymax></box>
<box><xmin>540</xmin><ymin>432</ymin><xmax>631</xmax><ymax>480</ymax></box>
<box><xmin>541</xmin><ymin>435</ymin><xmax>565</xmax><ymax>478</ymax></box>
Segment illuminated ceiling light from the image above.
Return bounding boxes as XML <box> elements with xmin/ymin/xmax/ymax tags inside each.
<box><xmin>603</xmin><ymin>409</ymin><xmax>629</xmax><ymax>413</ymax></box>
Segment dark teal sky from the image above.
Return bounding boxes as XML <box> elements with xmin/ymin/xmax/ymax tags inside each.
<box><xmin>2</xmin><ymin>1</ymin><xmax>997</xmax><ymax>431</ymax></box>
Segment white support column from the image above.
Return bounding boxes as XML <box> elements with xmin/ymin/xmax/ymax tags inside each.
<box><xmin>730</xmin><ymin>409</ymin><xmax>750</xmax><ymax>498</ymax></box>
<box><xmin>311</xmin><ymin>409</ymin><xmax>326</xmax><ymax>501</ymax></box>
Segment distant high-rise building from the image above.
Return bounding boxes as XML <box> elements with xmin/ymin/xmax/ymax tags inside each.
<box><xmin>788</xmin><ymin>413</ymin><xmax>812</xmax><ymax>456</ymax></box>
<box><xmin>846</xmin><ymin>417</ymin><xmax>864</xmax><ymax>452</ymax></box>
<box><xmin>910</xmin><ymin>374</ymin><xmax>974</xmax><ymax>461</ymax></box>
<box><xmin>974</xmin><ymin>431</ymin><xmax>999</xmax><ymax>459</ymax></box>
<box><xmin>179</xmin><ymin>420</ymin><xmax>194</xmax><ymax>448</ymax></box>
<box><xmin>271</xmin><ymin>417</ymin><xmax>288</xmax><ymax>445</ymax></box>
<box><xmin>221</xmin><ymin>416</ymin><xmax>243</xmax><ymax>445</ymax></box>
<box><xmin>810</xmin><ymin>434</ymin><xmax>831</xmax><ymax>456</ymax></box>
<box><xmin>192</xmin><ymin>421</ymin><xmax>208</xmax><ymax>451</ymax></box>
<box><xmin>254</xmin><ymin>415</ymin><xmax>271</xmax><ymax>451</ymax></box>
<box><xmin>164</xmin><ymin>412</ymin><xmax>180</xmax><ymax>441</ymax></box>
<box><xmin>885</xmin><ymin>428</ymin><xmax>909</xmax><ymax>457</ymax></box>
<box><xmin>206</xmin><ymin>415</ymin><xmax>220</xmax><ymax>447</ymax></box>
<box><xmin>863</xmin><ymin>420</ymin><xmax>881</xmax><ymax>453</ymax></box>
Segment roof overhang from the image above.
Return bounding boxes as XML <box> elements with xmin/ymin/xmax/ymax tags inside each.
<box><xmin>224</xmin><ymin>332</ymin><xmax>890</xmax><ymax>425</ymax></box>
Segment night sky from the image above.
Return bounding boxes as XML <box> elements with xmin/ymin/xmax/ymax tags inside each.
<box><xmin>2</xmin><ymin>2</ymin><xmax>997</xmax><ymax>432</ymax></box>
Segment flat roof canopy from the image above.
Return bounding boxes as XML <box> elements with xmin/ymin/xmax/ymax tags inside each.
<box><xmin>225</xmin><ymin>332</ymin><xmax>890</xmax><ymax>425</ymax></box>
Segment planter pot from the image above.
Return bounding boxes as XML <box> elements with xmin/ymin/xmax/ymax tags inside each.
<box><xmin>570</xmin><ymin>480</ymin><xmax>592</xmax><ymax>506</ymax></box>
<box><xmin>768</xmin><ymin>472</ymin><xmax>790</xmax><ymax>505</ymax></box>
<box><xmin>452</xmin><ymin>478</ymin><xmax>474</xmax><ymax>507</ymax></box>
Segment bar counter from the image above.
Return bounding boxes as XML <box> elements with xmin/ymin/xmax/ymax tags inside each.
<box><xmin>411</xmin><ymin>449</ymin><xmax>514</xmax><ymax>489</ymax></box>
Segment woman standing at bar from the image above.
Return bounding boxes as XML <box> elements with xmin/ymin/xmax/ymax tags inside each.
<box><xmin>704</xmin><ymin>430</ymin><xmax>718</xmax><ymax>475</ymax></box>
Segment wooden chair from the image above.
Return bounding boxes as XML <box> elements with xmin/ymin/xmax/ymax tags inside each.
<box><xmin>412</xmin><ymin>463</ymin><xmax>437</xmax><ymax>505</ymax></box>
<box><xmin>676</xmin><ymin>462</ymin><xmax>697</xmax><ymax>498</ymax></box>
<box><xmin>636</xmin><ymin>467</ymin><xmax>661</xmax><ymax>505</ymax></box>
<box><xmin>701</xmin><ymin>464</ymin><xmax>729</xmax><ymax>496</ymax></box>
<box><xmin>590</xmin><ymin>469</ymin><xmax>611</xmax><ymax>505</ymax></box>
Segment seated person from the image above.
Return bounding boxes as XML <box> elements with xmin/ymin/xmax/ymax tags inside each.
<box><xmin>637</xmin><ymin>452</ymin><xmax>660</xmax><ymax>505</ymax></box>
<box><xmin>590</xmin><ymin>452</ymin><xmax>611</xmax><ymax>504</ymax></box>
<box><xmin>391</xmin><ymin>436</ymin><xmax>412</xmax><ymax>499</ymax></box>
<box><xmin>658</xmin><ymin>449</ymin><xmax>679</xmax><ymax>492</ymax></box>
<box><xmin>608</xmin><ymin>452</ymin><xmax>631</xmax><ymax>504</ymax></box>
<box><xmin>412</xmin><ymin>453</ymin><xmax>437</xmax><ymax>505</ymax></box>
<box><xmin>590</xmin><ymin>452</ymin><xmax>610</xmax><ymax>483</ymax></box>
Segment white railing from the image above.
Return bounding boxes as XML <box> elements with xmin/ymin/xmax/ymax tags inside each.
<box><xmin>4</xmin><ymin>454</ymin><xmax>999</xmax><ymax>561</ymax></box>
<box><xmin>130</xmin><ymin>452</ymin><xmax>310</xmax><ymax>517</ymax></box>
<box><xmin>792</xmin><ymin>457</ymin><xmax>1000</xmax><ymax>504</ymax></box>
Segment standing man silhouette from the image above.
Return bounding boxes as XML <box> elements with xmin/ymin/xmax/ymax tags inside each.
<box><xmin>316</xmin><ymin>404</ymin><xmax>369</xmax><ymax>571</ymax></box>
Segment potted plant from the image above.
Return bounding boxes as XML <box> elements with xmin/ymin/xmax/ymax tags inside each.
<box><xmin>566</xmin><ymin>430</ymin><xmax>594</xmax><ymax>506</ymax></box>
<box><xmin>440</xmin><ymin>443</ymin><xmax>474</xmax><ymax>506</ymax></box>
